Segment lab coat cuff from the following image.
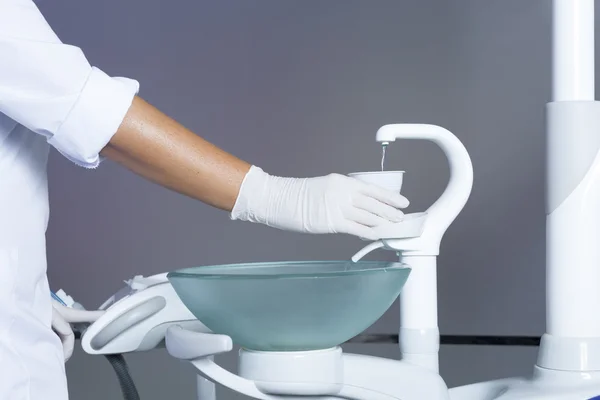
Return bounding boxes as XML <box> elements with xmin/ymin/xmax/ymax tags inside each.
<box><xmin>49</xmin><ymin>67</ymin><xmax>139</xmax><ymax>169</ymax></box>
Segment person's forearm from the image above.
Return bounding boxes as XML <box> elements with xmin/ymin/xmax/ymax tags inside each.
<box><xmin>101</xmin><ymin>96</ymin><xmax>251</xmax><ymax>211</ymax></box>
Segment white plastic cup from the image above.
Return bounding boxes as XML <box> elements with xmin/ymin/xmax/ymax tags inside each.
<box><xmin>348</xmin><ymin>171</ymin><xmax>405</xmax><ymax>193</ymax></box>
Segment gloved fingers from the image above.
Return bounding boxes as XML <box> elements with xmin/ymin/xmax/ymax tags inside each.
<box><xmin>353</xmin><ymin>195</ymin><xmax>405</xmax><ymax>223</ymax></box>
<box><xmin>345</xmin><ymin>207</ymin><xmax>389</xmax><ymax>228</ymax></box>
<box><xmin>52</xmin><ymin>306</ymin><xmax>75</xmax><ymax>362</ymax></box>
<box><xmin>358</xmin><ymin>182</ymin><xmax>409</xmax><ymax>209</ymax></box>
<box><xmin>341</xmin><ymin>221</ymin><xmax>378</xmax><ymax>241</ymax></box>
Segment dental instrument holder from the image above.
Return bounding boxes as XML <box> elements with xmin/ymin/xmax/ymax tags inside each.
<box><xmin>352</xmin><ymin>124</ymin><xmax>473</xmax><ymax>374</ymax></box>
<box><xmin>79</xmin><ymin>273</ymin><xmax>219</xmax><ymax>400</ymax></box>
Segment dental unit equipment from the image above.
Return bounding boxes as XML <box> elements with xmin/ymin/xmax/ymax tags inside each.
<box><xmin>54</xmin><ymin>0</ymin><xmax>600</xmax><ymax>398</ymax></box>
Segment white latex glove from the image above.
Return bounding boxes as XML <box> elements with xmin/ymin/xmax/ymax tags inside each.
<box><xmin>231</xmin><ymin>166</ymin><xmax>409</xmax><ymax>240</ymax></box>
<box><xmin>51</xmin><ymin>302</ymin><xmax>75</xmax><ymax>362</ymax></box>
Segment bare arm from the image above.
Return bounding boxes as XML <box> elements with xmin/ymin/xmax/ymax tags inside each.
<box><xmin>98</xmin><ymin>96</ymin><xmax>409</xmax><ymax>240</ymax></box>
<box><xmin>101</xmin><ymin>96</ymin><xmax>251</xmax><ymax>212</ymax></box>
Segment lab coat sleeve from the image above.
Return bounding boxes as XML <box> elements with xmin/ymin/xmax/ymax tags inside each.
<box><xmin>0</xmin><ymin>0</ymin><xmax>139</xmax><ymax>168</ymax></box>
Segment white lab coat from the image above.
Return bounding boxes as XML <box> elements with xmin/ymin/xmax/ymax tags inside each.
<box><xmin>0</xmin><ymin>0</ymin><xmax>139</xmax><ymax>398</ymax></box>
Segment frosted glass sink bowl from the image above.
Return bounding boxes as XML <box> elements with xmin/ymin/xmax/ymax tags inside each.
<box><xmin>167</xmin><ymin>261</ymin><xmax>411</xmax><ymax>351</ymax></box>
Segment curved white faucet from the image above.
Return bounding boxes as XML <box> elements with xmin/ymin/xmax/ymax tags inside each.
<box><xmin>351</xmin><ymin>123</ymin><xmax>474</xmax><ymax>375</ymax></box>
<box><xmin>352</xmin><ymin>123</ymin><xmax>473</xmax><ymax>260</ymax></box>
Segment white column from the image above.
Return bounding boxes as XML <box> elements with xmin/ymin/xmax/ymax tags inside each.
<box><xmin>552</xmin><ymin>0</ymin><xmax>594</xmax><ymax>101</ymax></box>
<box><xmin>399</xmin><ymin>255</ymin><xmax>439</xmax><ymax>372</ymax></box>
<box><xmin>547</xmin><ymin>0</ymin><xmax>597</xmax><ymax>338</ymax></box>
<box><xmin>538</xmin><ymin>0</ymin><xmax>600</xmax><ymax>372</ymax></box>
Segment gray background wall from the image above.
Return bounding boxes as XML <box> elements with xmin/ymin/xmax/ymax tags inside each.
<box><xmin>34</xmin><ymin>0</ymin><xmax>574</xmax><ymax>398</ymax></box>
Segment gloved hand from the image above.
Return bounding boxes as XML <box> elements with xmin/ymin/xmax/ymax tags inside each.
<box><xmin>231</xmin><ymin>166</ymin><xmax>409</xmax><ymax>240</ymax></box>
<box><xmin>51</xmin><ymin>301</ymin><xmax>75</xmax><ymax>362</ymax></box>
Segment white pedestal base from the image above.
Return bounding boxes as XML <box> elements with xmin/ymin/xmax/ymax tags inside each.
<box><xmin>238</xmin><ymin>347</ymin><xmax>343</xmax><ymax>396</ymax></box>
